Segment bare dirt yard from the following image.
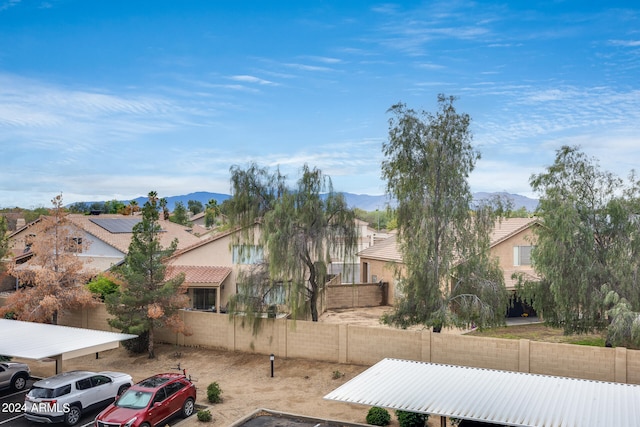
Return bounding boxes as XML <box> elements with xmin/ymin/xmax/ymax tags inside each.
<box><xmin>24</xmin><ymin>308</ymin><xmax>599</xmax><ymax>427</ymax></box>
<box><xmin>25</xmin><ymin>307</ymin><xmax>444</xmax><ymax>427</ymax></box>
<box><xmin>62</xmin><ymin>343</ymin><xmax>372</xmax><ymax>427</ymax></box>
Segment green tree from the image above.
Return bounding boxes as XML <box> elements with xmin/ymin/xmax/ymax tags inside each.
<box><xmin>188</xmin><ymin>199</ymin><xmax>204</xmax><ymax>215</ymax></box>
<box><xmin>86</xmin><ymin>273</ymin><xmax>121</xmax><ymax>301</ymax></box>
<box><xmin>381</xmin><ymin>95</ymin><xmax>509</xmax><ymax>331</ymax></box>
<box><xmin>23</xmin><ymin>206</ymin><xmax>49</xmax><ymax>224</ymax></box>
<box><xmin>103</xmin><ymin>199</ymin><xmax>126</xmax><ymax>214</ymax></box>
<box><xmin>159</xmin><ymin>197</ymin><xmax>170</xmax><ymax>220</ymax></box>
<box><xmin>204</xmin><ymin>199</ymin><xmax>220</xmax><ymax>228</ymax></box>
<box><xmin>170</xmin><ymin>201</ymin><xmax>190</xmax><ymax>226</ymax></box>
<box><xmin>508</xmin><ymin>206</ymin><xmax>531</xmax><ymax>218</ymax></box>
<box><xmin>0</xmin><ymin>195</ymin><xmax>96</xmax><ymax>324</ymax></box>
<box><xmin>523</xmin><ymin>146</ymin><xmax>640</xmax><ymax>337</ymax></box>
<box><xmin>227</xmin><ymin>163</ymin><xmax>357</xmax><ymax>322</ymax></box>
<box><xmin>0</xmin><ymin>215</ymin><xmax>9</xmax><ymax>273</ymax></box>
<box><xmin>68</xmin><ymin>202</ymin><xmax>90</xmax><ymax>214</ymax></box>
<box><xmin>105</xmin><ymin>192</ymin><xmax>190</xmax><ymax>358</ymax></box>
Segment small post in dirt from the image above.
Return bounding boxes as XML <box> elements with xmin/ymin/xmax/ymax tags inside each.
<box><xmin>270</xmin><ymin>354</ymin><xmax>275</xmax><ymax>378</ymax></box>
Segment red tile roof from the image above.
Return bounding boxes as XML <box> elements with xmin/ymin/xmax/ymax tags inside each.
<box><xmin>165</xmin><ymin>265</ymin><xmax>231</xmax><ymax>284</ymax></box>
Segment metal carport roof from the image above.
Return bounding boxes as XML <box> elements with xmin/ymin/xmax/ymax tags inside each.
<box><xmin>0</xmin><ymin>319</ymin><xmax>136</xmax><ymax>371</ymax></box>
<box><xmin>324</xmin><ymin>358</ymin><xmax>640</xmax><ymax>427</ymax></box>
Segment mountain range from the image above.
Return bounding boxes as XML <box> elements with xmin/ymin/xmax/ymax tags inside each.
<box><xmin>124</xmin><ymin>191</ymin><xmax>538</xmax><ymax>213</ymax></box>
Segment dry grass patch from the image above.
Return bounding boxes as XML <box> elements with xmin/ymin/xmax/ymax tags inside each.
<box><xmin>467</xmin><ymin>323</ymin><xmax>607</xmax><ymax>346</ymax></box>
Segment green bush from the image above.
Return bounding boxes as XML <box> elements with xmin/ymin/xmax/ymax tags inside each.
<box><xmin>207</xmin><ymin>382</ymin><xmax>223</xmax><ymax>403</ymax></box>
<box><xmin>395</xmin><ymin>410</ymin><xmax>428</xmax><ymax>427</ymax></box>
<box><xmin>197</xmin><ymin>409</ymin><xmax>212</xmax><ymax>422</ymax></box>
<box><xmin>86</xmin><ymin>274</ymin><xmax>120</xmax><ymax>301</ymax></box>
<box><xmin>121</xmin><ymin>330</ymin><xmax>149</xmax><ymax>354</ymax></box>
<box><xmin>366</xmin><ymin>407</ymin><xmax>391</xmax><ymax>426</ymax></box>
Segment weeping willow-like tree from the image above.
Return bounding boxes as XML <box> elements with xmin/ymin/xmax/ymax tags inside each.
<box><xmin>381</xmin><ymin>94</ymin><xmax>509</xmax><ymax>331</ymax></box>
<box><xmin>521</xmin><ymin>146</ymin><xmax>640</xmax><ymax>344</ymax></box>
<box><xmin>226</xmin><ymin>163</ymin><xmax>357</xmax><ymax>324</ymax></box>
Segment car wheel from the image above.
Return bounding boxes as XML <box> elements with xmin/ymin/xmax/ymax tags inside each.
<box><xmin>117</xmin><ymin>384</ymin><xmax>130</xmax><ymax>395</ymax></box>
<box><xmin>139</xmin><ymin>423</ymin><xmax>151</xmax><ymax>427</ymax></box>
<box><xmin>11</xmin><ymin>374</ymin><xmax>28</xmax><ymax>391</ymax></box>
<box><xmin>181</xmin><ymin>397</ymin><xmax>195</xmax><ymax>418</ymax></box>
<box><xmin>64</xmin><ymin>405</ymin><xmax>82</xmax><ymax>426</ymax></box>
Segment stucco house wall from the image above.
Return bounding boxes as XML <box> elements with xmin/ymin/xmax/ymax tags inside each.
<box><xmin>359</xmin><ymin>218</ymin><xmax>540</xmax><ymax>306</ymax></box>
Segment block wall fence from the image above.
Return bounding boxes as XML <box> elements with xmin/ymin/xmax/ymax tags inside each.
<box><xmin>3</xmin><ymin>293</ymin><xmax>640</xmax><ymax>385</ymax></box>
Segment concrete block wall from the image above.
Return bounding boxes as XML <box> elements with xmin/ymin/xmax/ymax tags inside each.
<box><xmin>345</xmin><ymin>325</ymin><xmax>423</xmax><ymax>365</ymax></box>
<box><xmin>286</xmin><ymin>320</ymin><xmax>340</xmax><ymax>362</ymax></box>
<box><xmin>431</xmin><ymin>333</ymin><xmax>520</xmax><ymax>372</ymax></box>
<box><xmin>3</xmin><ymin>296</ymin><xmax>640</xmax><ymax>385</ymax></box>
<box><xmin>626</xmin><ymin>349</ymin><xmax>640</xmax><ymax>384</ymax></box>
<box><xmin>529</xmin><ymin>341</ymin><xmax>615</xmax><ymax>381</ymax></box>
<box><xmin>326</xmin><ymin>283</ymin><xmax>383</xmax><ymax>309</ymax></box>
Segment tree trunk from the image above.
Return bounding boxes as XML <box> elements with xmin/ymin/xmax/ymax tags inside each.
<box><xmin>310</xmin><ymin>290</ymin><xmax>318</xmax><ymax>322</ymax></box>
<box><xmin>148</xmin><ymin>325</ymin><xmax>155</xmax><ymax>359</ymax></box>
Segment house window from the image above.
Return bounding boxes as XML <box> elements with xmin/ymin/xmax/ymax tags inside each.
<box><xmin>192</xmin><ymin>288</ymin><xmax>216</xmax><ymax>310</ymax></box>
<box><xmin>232</xmin><ymin>245</ymin><xmax>264</xmax><ymax>264</ymax></box>
<box><xmin>65</xmin><ymin>237</ymin><xmax>83</xmax><ymax>253</ymax></box>
<box><xmin>264</xmin><ymin>284</ymin><xmax>286</xmax><ymax>305</ymax></box>
<box><xmin>514</xmin><ymin>245</ymin><xmax>533</xmax><ymax>266</ymax></box>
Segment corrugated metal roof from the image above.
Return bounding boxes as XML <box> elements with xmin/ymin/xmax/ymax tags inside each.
<box><xmin>0</xmin><ymin>319</ymin><xmax>136</xmax><ymax>361</ymax></box>
<box><xmin>324</xmin><ymin>358</ymin><xmax>640</xmax><ymax>427</ymax></box>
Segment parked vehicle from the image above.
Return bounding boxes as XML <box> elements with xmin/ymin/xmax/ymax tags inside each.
<box><xmin>94</xmin><ymin>372</ymin><xmax>196</xmax><ymax>427</ymax></box>
<box><xmin>24</xmin><ymin>370</ymin><xmax>133</xmax><ymax>426</ymax></box>
<box><xmin>0</xmin><ymin>361</ymin><xmax>30</xmax><ymax>391</ymax></box>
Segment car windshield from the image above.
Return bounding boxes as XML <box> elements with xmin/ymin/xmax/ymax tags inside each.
<box><xmin>115</xmin><ymin>390</ymin><xmax>153</xmax><ymax>409</ymax></box>
<box><xmin>28</xmin><ymin>386</ymin><xmax>54</xmax><ymax>399</ymax></box>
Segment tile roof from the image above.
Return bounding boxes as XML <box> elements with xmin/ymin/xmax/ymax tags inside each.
<box><xmin>357</xmin><ymin>234</ymin><xmax>402</xmax><ymax>262</ymax></box>
<box><xmin>66</xmin><ymin>214</ymin><xmax>203</xmax><ymax>254</ymax></box>
<box><xmin>169</xmin><ymin>226</ymin><xmax>238</xmax><ymax>259</ymax></box>
<box><xmin>166</xmin><ymin>265</ymin><xmax>231</xmax><ymax>284</ymax></box>
<box><xmin>358</xmin><ymin>218</ymin><xmax>539</xmax><ymax>262</ymax></box>
<box><xmin>489</xmin><ymin>217</ymin><xmax>540</xmax><ymax>247</ymax></box>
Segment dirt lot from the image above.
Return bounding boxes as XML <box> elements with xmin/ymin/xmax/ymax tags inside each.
<box><xmin>27</xmin><ymin>308</ymin><xmax>566</xmax><ymax>427</ymax></box>
<box><xmin>23</xmin><ymin>307</ymin><xmax>450</xmax><ymax>427</ymax></box>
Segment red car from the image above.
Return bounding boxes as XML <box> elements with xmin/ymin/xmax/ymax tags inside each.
<box><xmin>94</xmin><ymin>373</ymin><xmax>196</xmax><ymax>427</ymax></box>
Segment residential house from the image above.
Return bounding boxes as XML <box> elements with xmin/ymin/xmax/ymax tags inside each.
<box><xmin>327</xmin><ymin>218</ymin><xmax>391</xmax><ymax>283</ymax></box>
<box><xmin>166</xmin><ymin>225</ymin><xmax>264</xmax><ymax>313</ymax></box>
<box><xmin>357</xmin><ymin>217</ymin><xmax>540</xmax><ymax>316</ymax></box>
<box><xmin>5</xmin><ymin>213</ymin><xmax>203</xmax><ymax>290</ymax></box>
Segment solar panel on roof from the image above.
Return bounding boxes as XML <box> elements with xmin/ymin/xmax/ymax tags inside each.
<box><xmin>89</xmin><ymin>217</ymin><xmax>142</xmax><ymax>233</ymax></box>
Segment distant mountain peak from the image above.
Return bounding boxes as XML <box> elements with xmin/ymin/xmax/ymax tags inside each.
<box><xmin>77</xmin><ymin>191</ymin><xmax>538</xmax><ymax>213</ymax></box>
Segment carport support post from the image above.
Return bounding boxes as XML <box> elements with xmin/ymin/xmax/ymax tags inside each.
<box><xmin>54</xmin><ymin>354</ymin><xmax>63</xmax><ymax>374</ymax></box>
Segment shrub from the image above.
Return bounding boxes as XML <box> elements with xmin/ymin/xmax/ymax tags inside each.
<box><xmin>197</xmin><ymin>409</ymin><xmax>212</xmax><ymax>422</ymax></box>
<box><xmin>366</xmin><ymin>407</ymin><xmax>391</xmax><ymax>426</ymax></box>
<box><xmin>121</xmin><ymin>330</ymin><xmax>149</xmax><ymax>354</ymax></box>
<box><xmin>86</xmin><ymin>274</ymin><xmax>120</xmax><ymax>301</ymax></box>
<box><xmin>332</xmin><ymin>370</ymin><xmax>344</xmax><ymax>379</ymax></box>
<box><xmin>207</xmin><ymin>382</ymin><xmax>223</xmax><ymax>403</ymax></box>
<box><xmin>395</xmin><ymin>410</ymin><xmax>428</xmax><ymax>427</ymax></box>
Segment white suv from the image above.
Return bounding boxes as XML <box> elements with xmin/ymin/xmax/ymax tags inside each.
<box><xmin>24</xmin><ymin>370</ymin><xmax>132</xmax><ymax>426</ymax></box>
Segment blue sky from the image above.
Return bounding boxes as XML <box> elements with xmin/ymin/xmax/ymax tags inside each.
<box><xmin>1</xmin><ymin>1</ymin><xmax>639</xmax><ymax>209</ymax></box>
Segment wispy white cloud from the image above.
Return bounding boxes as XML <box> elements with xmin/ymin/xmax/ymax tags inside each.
<box><xmin>608</xmin><ymin>39</ymin><xmax>640</xmax><ymax>47</ymax></box>
<box><xmin>0</xmin><ymin>0</ymin><xmax>21</xmax><ymax>12</ymax></box>
<box><xmin>304</xmin><ymin>56</ymin><xmax>342</xmax><ymax>64</ymax></box>
<box><xmin>229</xmin><ymin>75</ymin><xmax>278</xmax><ymax>85</ymax></box>
<box><xmin>284</xmin><ymin>63</ymin><xmax>335</xmax><ymax>72</ymax></box>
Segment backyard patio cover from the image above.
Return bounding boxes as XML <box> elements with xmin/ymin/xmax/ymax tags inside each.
<box><xmin>0</xmin><ymin>318</ymin><xmax>136</xmax><ymax>362</ymax></box>
<box><xmin>324</xmin><ymin>358</ymin><xmax>640</xmax><ymax>427</ymax></box>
